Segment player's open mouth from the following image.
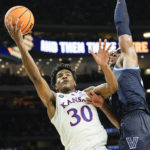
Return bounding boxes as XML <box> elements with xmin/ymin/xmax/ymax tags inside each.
<box><xmin>62</xmin><ymin>79</ymin><xmax>69</xmax><ymax>83</ymax></box>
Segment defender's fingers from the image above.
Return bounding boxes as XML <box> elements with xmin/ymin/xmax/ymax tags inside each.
<box><xmin>90</xmin><ymin>91</ymin><xmax>96</xmax><ymax>96</ymax></box>
<box><xmin>106</xmin><ymin>43</ymin><xmax>112</xmax><ymax>52</ymax></box>
<box><xmin>109</xmin><ymin>50</ymin><xmax>115</xmax><ymax>56</ymax></box>
<box><xmin>85</xmin><ymin>97</ymin><xmax>91</xmax><ymax>101</ymax></box>
<box><xmin>99</xmin><ymin>38</ymin><xmax>102</xmax><ymax>50</ymax></box>
<box><xmin>86</xmin><ymin>101</ymin><xmax>93</xmax><ymax>105</ymax></box>
<box><xmin>103</xmin><ymin>39</ymin><xmax>107</xmax><ymax>50</ymax></box>
<box><xmin>89</xmin><ymin>50</ymin><xmax>97</xmax><ymax>60</ymax></box>
<box><xmin>86</xmin><ymin>92</ymin><xmax>90</xmax><ymax>96</ymax></box>
<box><xmin>86</xmin><ymin>92</ymin><xmax>92</xmax><ymax>98</ymax></box>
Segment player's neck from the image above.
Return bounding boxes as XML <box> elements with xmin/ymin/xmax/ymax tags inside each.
<box><xmin>60</xmin><ymin>88</ymin><xmax>76</xmax><ymax>94</ymax></box>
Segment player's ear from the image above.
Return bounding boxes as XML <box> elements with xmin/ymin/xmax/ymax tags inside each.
<box><xmin>74</xmin><ymin>80</ymin><xmax>76</xmax><ymax>87</ymax></box>
<box><xmin>55</xmin><ymin>83</ymin><xmax>58</xmax><ymax>90</ymax></box>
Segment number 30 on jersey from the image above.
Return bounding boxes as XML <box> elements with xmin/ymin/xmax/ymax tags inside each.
<box><xmin>67</xmin><ymin>105</ymin><xmax>93</xmax><ymax>126</ymax></box>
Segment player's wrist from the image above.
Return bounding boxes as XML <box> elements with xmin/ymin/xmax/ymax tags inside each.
<box><xmin>99</xmin><ymin>102</ymin><xmax>106</xmax><ymax>110</ymax></box>
<box><xmin>100</xmin><ymin>64</ymin><xmax>109</xmax><ymax>70</ymax></box>
<box><xmin>16</xmin><ymin>39</ymin><xmax>24</xmax><ymax>47</ymax></box>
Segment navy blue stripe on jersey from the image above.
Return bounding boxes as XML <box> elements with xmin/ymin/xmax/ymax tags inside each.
<box><xmin>114</xmin><ymin>66</ymin><xmax>139</xmax><ymax>71</ymax></box>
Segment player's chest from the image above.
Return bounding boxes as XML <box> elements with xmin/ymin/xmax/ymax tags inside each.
<box><xmin>57</xmin><ymin>93</ymin><xmax>95</xmax><ymax>127</ymax></box>
<box><xmin>58</xmin><ymin>92</ymin><xmax>87</xmax><ymax>110</ymax></box>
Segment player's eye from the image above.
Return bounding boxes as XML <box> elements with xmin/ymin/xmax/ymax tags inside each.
<box><xmin>66</xmin><ymin>73</ymin><xmax>71</xmax><ymax>76</ymax></box>
<box><xmin>57</xmin><ymin>74</ymin><xmax>63</xmax><ymax>78</ymax></box>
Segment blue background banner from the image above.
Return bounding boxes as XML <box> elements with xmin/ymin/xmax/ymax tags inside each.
<box><xmin>0</xmin><ymin>37</ymin><xmax>150</xmax><ymax>57</ymax></box>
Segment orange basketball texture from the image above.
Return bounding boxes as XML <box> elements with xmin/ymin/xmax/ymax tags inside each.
<box><xmin>4</xmin><ymin>6</ymin><xmax>34</xmax><ymax>35</ymax></box>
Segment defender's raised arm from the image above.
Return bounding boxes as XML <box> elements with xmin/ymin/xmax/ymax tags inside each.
<box><xmin>90</xmin><ymin>39</ymin><xmax>118</xmax><ymax>98</ymax></box>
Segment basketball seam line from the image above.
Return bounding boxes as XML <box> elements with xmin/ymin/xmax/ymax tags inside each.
<box><xmin>22</xmin><ymin>11</ymin><xmax>31</xmax><ymax>33</ymax></box>
<box><xmin>18</xmin><ymin>8</ymin><xmax>29</xmax><ymax>19</ymax></box>
<box><xmin>5</xmin><ymin>6</ymin><xmax>24</xmax><ymax>22</ymax></box>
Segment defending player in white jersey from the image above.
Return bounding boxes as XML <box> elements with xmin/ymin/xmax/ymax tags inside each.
<box><xmin>5</xmin><ymin>17</ymin><xmax>119</xmax><ymax>150</ymax></box>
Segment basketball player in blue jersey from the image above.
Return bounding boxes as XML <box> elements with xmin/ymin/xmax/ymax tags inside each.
<box><xmin>87</xmin><ymin>0</ymin><xmax>150</xmax><ymax>149</ymax></box>
<box><xmin>5</xmin><ymin>17</ymin><xmax>120</xmax><ymax>149</ymax></box>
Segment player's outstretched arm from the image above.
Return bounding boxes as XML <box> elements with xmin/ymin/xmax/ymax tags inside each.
<box><xmin>114</xmin><ymin>0</ymin><xmax>138</xmax><ymax>67</ymax></box>
<box><xmin>90</xmin><ymin>39</ymin><xmax>118</xmax><ymax>99</ymax></box>
<box><xmin>5</xmin><ymin>18</ymin><xmax>56</xmax><ymax>119</ymax></box>
<box><xmin>86</xmin><ymin>92</ymin><xmax>120</xmax><ymax>129</ymax></box>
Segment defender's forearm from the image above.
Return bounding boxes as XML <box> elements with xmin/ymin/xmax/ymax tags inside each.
<box><xmin>17</xmin><ymin>41</ymin><xmax>41</xmax><ymax>82</ymax></box>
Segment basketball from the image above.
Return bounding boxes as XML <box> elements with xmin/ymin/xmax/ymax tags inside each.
<box><xmin>4</xmin><ymin>6</ymin><xmax>34</xmax><ymax>35</ymax></box>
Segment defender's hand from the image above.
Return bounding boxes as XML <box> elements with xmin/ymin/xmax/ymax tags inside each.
<box><xmin>86</xmin><ymin>91</ymin><xmax>105</xmax><ymax>108</ymax></box>
<box><xmin>89</xmin><ymin>39</ymin><xmax>113</xmax><ymax>67</ymax></box>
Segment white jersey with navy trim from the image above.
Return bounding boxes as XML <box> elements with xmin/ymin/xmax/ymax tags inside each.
<box><xmin>51</xmin><ymin>90</ymin><xmax>107</xmax><ymax>150</ymax></box>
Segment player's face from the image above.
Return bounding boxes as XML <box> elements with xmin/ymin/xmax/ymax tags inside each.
<box><xmin>55</xmin><ymin>69</ymin><xmax>76</xmax><ymax>93</ymax></box>
<box><xmin>109</xmin><ymin>50</ymin><xmax>121</xmax><ymax>66</ymax></box>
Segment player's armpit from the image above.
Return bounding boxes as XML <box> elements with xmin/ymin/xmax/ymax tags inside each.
<box><xmin>93</xmin><ymin>83</ymin><xmax>117</xmax><ymax>99</ymax></box>
<box><xmin>33</xmin><ymin>77</ymin><xmax>56</xmax><ymax>118</ymax></box>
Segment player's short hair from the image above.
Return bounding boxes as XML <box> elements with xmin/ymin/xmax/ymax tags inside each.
<box><xmin>111</xmin><ymin>48</ymin><xmax>121</xmax><ymax>56</ymax></box>
<box><xmin>116</xmin><ymin>48</ymin><xmax>121</xmax><ymax>54</ymax></box>
<box><xmin>51</xmin><ymin>63</ymin><xmax>77</xmax><ymax>90</ymax></box>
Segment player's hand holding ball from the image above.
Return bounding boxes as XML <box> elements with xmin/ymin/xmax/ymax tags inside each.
<box><xmin>4</xmin><ymin>6</ymin><xmax>34</xmax><ymax>44</ymax></box>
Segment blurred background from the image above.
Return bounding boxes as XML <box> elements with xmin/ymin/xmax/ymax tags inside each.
<box><xmin>0</xmin><ymin>0</ymin><xmax>150</xmax><ymax>149</ymax></box>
